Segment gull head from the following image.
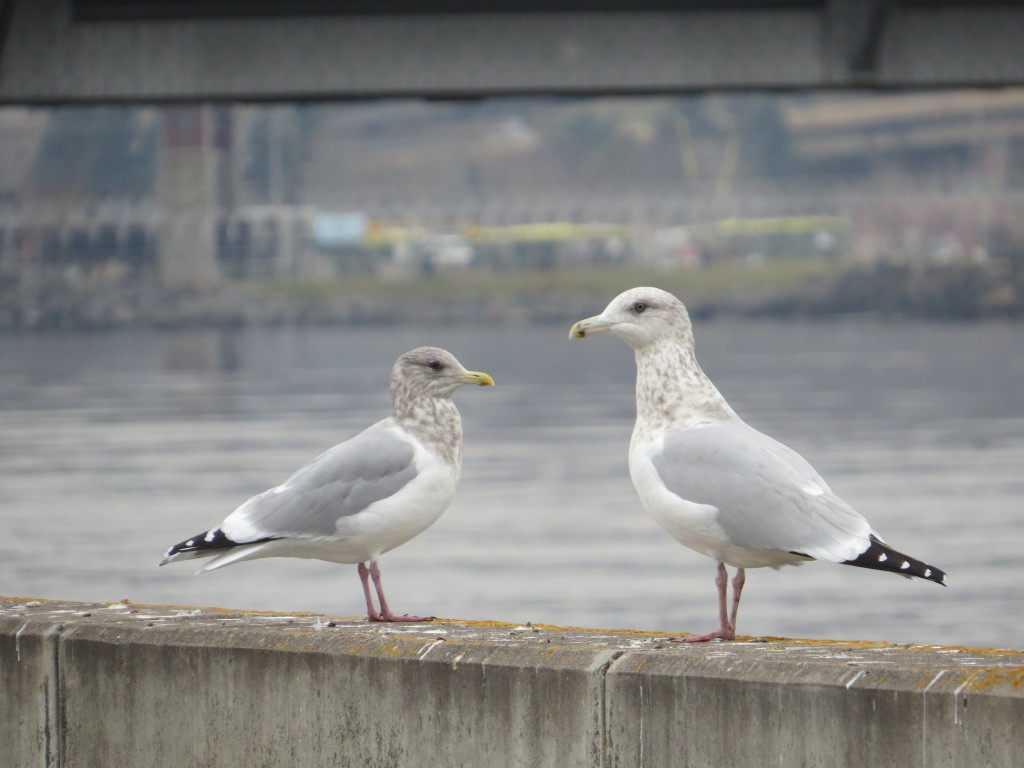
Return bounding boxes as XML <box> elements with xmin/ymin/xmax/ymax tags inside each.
<box><xmin>391</xmin><ymin>346</ymin><xmax>494</xmax><ymax>401</ymax></box>
<box><xmin>569</xmin><ymin>287</ymin><xmax>693</xmax><ymax>350</ymax></box>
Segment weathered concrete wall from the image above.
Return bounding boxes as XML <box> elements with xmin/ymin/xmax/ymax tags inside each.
<box><xmin>3</xmin><ymin>597</ymin><xmax>1023</xmax><ymax>768</ymax></box>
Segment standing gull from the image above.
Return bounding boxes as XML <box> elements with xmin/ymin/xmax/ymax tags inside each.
<box><xmin>161</xmin><ymin>347</ymin><xmax>493</xmax><ymax>622</ymax></box>
<box><xmin>570</xmin><ymin>287</ymin><xmax>945</xmax><ymax>641</ymax></box>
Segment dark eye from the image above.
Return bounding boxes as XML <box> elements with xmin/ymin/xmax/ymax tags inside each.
<box><xmin>633</xmin><ymin>301</ymin><xmax>647</xmax><ymax>314</ymax></box>
<box><xmin>428</xmin><ymin>360</ymin><xmax>443</xmax><ymax>372</ymax></box>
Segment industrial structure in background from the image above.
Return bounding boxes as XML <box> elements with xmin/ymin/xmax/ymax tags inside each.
<box><xmin>2</xmin><ymin>90</ymin><xmax>1023</xmax><ymax>283</ymax></box>
<box><xmin>1</xmin><ymin>0</ymin><xmax>1023</xmax><ymax>284</ymax></box>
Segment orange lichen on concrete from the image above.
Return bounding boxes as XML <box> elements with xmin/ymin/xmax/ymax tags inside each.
<box><xmin>433</xmin><ymin>617</ymin><xmax>668</xmax><ymax>637</ymax></box>
<box><xmin>955</xmin><ymin>668</ymin><xmax>1024</xmax><ymax>693</ymax></box>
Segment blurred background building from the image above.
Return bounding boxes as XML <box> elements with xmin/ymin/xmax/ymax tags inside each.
<box><xmin>2</xmin><ymin>90</ymin><xmax>1023</xmax><ymax>283</ymax></box>
<box><xmin>1</xmin><ymin>0</ymin><xmax>1023</xmax><ymax>317</ymax></box>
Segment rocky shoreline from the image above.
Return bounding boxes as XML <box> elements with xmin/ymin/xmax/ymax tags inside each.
<box><xmin>1</xmin><ymin>261</ymin><xmax>1021</xmax><ymax>332</ymax></box>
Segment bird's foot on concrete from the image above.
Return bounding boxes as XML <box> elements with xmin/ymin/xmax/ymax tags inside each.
<box><xmin>669</xmin><ymin>628</ymin><xmax>735</xmax><ymax>643</ymax></box>
<box><xmin>369</xmin><ymin>612</ymin><xmax>435</xmax><ymax>623</ymax></box>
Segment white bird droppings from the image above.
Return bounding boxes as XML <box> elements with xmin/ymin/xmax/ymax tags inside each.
<box><xmin>845</xmin><ymin>670</ymin><xmax>867</xmax><ymax>689</ymax></box>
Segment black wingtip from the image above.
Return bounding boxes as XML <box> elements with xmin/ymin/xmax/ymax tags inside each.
<box><xmin>842</xmin><ymin>535</ymin><xmax>947</xmax><ymax>585</ymax></box>
<box><xmin>162</xmin><ymin>527</ymin><xmax>275</xmax><ymax>563</ymax></box>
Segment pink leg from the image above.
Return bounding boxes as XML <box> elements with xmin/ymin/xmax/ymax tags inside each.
<box><xmin>729</xmin><ymin>567</ymin><xmax>746</xmax><ymax>633</ymax></box>
<box><xmin>671</xmin><ymin>561</ymin><xmax>740</xmax><ymax>642</ymax></box>
<box><xmin>368</xmin><ymin>560</ymin><xmax>434</xmax><ymax>623</ymax></box>
<box><xmin>357</xmin><ymin>562</ymin><xmax>383</xmax><ymax>622</ymax></box>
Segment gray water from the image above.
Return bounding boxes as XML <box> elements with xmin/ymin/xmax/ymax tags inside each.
<box><xmin>1</xmin><ymin>319</ymin><xmax>1022</xmax><ymax>649</ymax></box>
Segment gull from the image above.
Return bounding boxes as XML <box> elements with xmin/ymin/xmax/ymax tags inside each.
<box><xmin>570</xmin><ymin>287</ymin><xmax>946</xmax><ymax>641</ymax></box>
<box><xmin>161</xmin><ymin>346</ymin><xmax>493</xmax><ymax>622</ymax></box>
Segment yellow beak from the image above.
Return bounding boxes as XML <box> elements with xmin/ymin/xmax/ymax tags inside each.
<box><xmin>459</xmin><ymin>371</ymin><xmax>495</xmax><ymax>386</ymax></box>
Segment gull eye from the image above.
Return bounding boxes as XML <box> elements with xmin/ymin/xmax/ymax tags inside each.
<box><xmin>428</xmin><ymin>360</ymin><xmax>444</xmax><ymax>372</ymax></box>
<box><xmin>633</xmin><ymin>301</ymin><xmax>647</xmax><ymax>314</ymax></box>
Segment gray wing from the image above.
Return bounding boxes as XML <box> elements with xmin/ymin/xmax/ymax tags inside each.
<box><xmin>221</xmin><ymin>418</ymin><xmax>417</xmax><ymax>540</ymax></box>
<box><xmin>651</xmin><ymin>421</ymin><xmax>871</xmax><ymax>559</ymax></box>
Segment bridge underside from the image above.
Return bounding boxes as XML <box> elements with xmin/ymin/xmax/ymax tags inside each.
<box><xmin>4</xmin><ymin>0</ymin><xmax>1022</xmax><ymax>285</ymax></box>
<box><xmin>1</xmin><ymin>0</ymin><xmax>1023</xmax><ymax>104</ymax></box>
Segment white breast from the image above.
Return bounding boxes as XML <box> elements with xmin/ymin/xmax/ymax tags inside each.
<box><xmin>628</xmin><ymin>433</ymin><xmax>807</xmax><ymax>570</ymax></box>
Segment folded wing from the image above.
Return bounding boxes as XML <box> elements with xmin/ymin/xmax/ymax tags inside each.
<box><xmin>222</xmin><ymin>419</ymin><xmax>419</xmax><ymax>542</ymax></box>
<box><xmin>651</xmin><ymin>421</ymin><xmax>872</xmax><ymax>562</ymax></box>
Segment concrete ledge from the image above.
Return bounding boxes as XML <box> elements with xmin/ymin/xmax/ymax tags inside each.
<box><xmin>3</xmin><ymin>597</ymin><xmax>1023</xmax><ymax>767</ymax></box>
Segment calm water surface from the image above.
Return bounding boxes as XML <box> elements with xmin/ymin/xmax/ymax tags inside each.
<box><xmin>1</xmin><ymin>319</ymin><xmax>1022</xmax><ymax>649</ymax></box>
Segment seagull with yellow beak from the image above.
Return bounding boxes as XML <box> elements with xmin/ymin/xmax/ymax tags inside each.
<box><xmin>161</xmin><ymin>346</ymin><xmax>493</xmax><ymax>622</ymax></box>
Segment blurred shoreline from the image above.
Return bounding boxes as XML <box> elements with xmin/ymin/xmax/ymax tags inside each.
<box><xmin>1</xmin><ymin>259</ymin><xmax>1021</xmax><ymax>333</ymax></box>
